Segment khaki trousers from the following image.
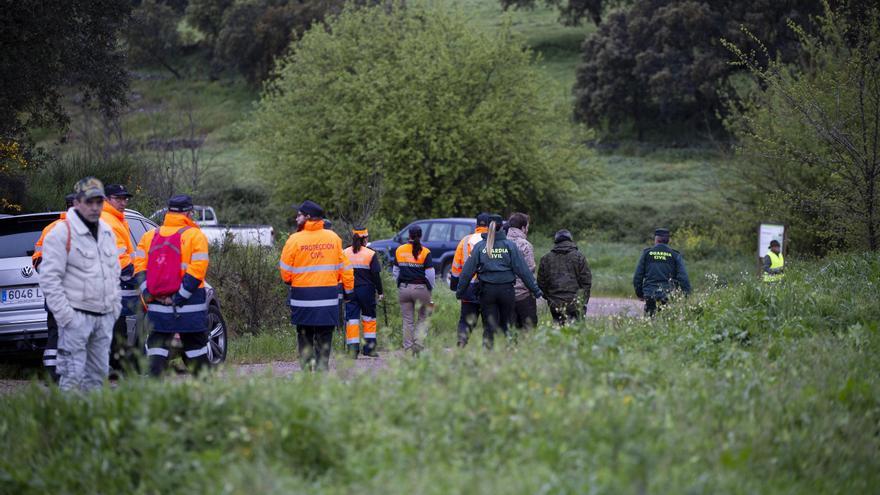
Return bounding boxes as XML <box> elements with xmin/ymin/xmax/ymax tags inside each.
<box><xmin>398</xmin><ymin>283</ymin><xmax>432</xmax><ymax>353</ymax></box>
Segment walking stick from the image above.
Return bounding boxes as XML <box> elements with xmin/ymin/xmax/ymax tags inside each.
<box><xmin>382</xmin><ymin>297</ymin><xmax>388</xmax><ymax>327</ymax></box>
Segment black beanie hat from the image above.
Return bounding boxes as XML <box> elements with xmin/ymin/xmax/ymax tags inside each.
<box><xmin>554</xmin><ymin>229</ymin><xmax>573</xmax><ymax>243</ymax></box>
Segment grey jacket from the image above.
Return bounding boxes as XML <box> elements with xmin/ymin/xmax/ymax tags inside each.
<box><xmin>506</xmin><ymin>227</ymin><xmax>536</xmax><ymax>301</ymax></box>
<box><xmin>38</xmin><ymin>208</ymin><xmax>122</xmax><ymax>328</ymax></box>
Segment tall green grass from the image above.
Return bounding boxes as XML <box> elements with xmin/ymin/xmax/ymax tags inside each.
<box><xmin>2</xmin><ymin>253</ymin><xmax>877</xmax><ymax>493</ymax></box>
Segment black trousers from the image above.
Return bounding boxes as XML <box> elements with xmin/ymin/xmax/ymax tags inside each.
<box><xmin>479</xmin><ymin>283</ymin><xmax>515</xmax><ymax>350</ymax></box>
<box><xmin>297</xmin><ymin>325</ymin><xmax>334</xmax><ymax>371</ymax></box>
<box><xmin>43</xmin><ymin>309</ymin><xmax>59</xmax><ymax>383</ymax></box>
<box><xmin>513</xmin><ymin>296</ymin><xmax>537</xmax><ymax>330</ymax></box>
<box><xmin>644</xmin><ymin>297</ymin><xmax>668</xmax><ymax>317</ymax></box>
<box><xmin>146</xmin><ymin>331</ymin><xmax>210</xmax><ymax>377</ymax></box>
<box><xmin>549</xmin><ymin>300</ymin><xmax>581</xmax><ymax>325</ymax></box>
<box><xmin>457</xmin><ymin>301</ymin><xmax>481</xmax><ymax>347</ymax></box>
<box><xmin>110</xmin><ymin>314</ymin><xmax>143</xmax><ymax>374</ymax></box>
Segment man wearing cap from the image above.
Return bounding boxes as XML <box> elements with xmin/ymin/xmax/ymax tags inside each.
<box><xmin>101</xmin><ymin>184</ymin><xmax>139</xmax><ymax>371</ymax></box>
<box><xmin>762</xmin><ymin>240</ymin><xmax>784</xmax><ymax>283</ymax></box>
<box><xmin>449</xmin><ymin>213</ymin><xmax>490</xmax><ymax>347</ymax></box>
<box><xmin>633</xmin><ymin>228</ymin><xmax>691</xmax><ymax>316</ymax></box>
<box><xmin>32</xmin><ymin>193</ymin><xmax>76</xmax><ymax>382</ymax></box>
<box><xmin>279</xmin><ymin>200</ymin><xmax>354</xmax><ymax>371</ymax></box>
<box><xmin>134</xmin><ymin>195</ymin><xmax>212</xmax><ymax>376</ymax></box>
<box><xmin>537</xmin><ymin>229</ymin><xmax>592</xmax><ymax>325</ymax></box>
<box><xmin>38</xmin><ymin>178</ymin><xmax>121</xmax><ymax>391</ymax></box>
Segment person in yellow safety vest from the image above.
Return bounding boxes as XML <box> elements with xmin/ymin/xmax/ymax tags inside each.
<box><xmin>762</xmin><ymin>239</ymin><xmax>784</xmax><ymax>283</ymax></box>
<box><xmin>279</xmin><ymin>200</ymin><xmax>354</xmax><ymax>371</ymax></box>
<box><xmin>32</xmin><ymin>193</ymin><xmax>75</xmax><ymax>383</ymax></box>
<box><xmin>449</xmin><ymin>212</ymin><xmax>489</xmax><ymax>347</ymax></box>
<box><xmin>343</xmin><ymin>227</ymin><xmax>384</xmax><ymax>358</ymax></box>
<box><xmin>100</xmin><ymin>184</ymin><xmax>138</xmax><ymax>372</ymax></box>
<box><xmin>134</xmin><ymin>195</ymin><xmax>212</xmax><ymax>377</ymax></box>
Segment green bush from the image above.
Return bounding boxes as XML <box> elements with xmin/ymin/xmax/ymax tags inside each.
<box><xmin>207</xmin><ymin>243</ymin><xmax>289</xmax><ymax>335</ymax></box>
<box><xmin>249</xmin><ymin>2</ymin><xmax>581</xmax><ymax>227</ymax></box>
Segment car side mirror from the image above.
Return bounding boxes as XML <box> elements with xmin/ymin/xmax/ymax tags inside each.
<box><xmin>394</xmin><ymin>234</ymin><xmax>402</xmax><ymax>243</ymax></box>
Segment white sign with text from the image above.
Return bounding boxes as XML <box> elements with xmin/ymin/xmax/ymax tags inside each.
<box><xmin>758</xmin><ymin>224</ymin><xmax>785</xmax><ymax>258</ymax></box>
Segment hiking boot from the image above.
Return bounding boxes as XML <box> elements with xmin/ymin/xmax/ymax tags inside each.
<box><xmin>346</xmin><ymin>344</ymin><xmax>360</xmax><ymax>359</ymax></box>
<box><xmin>362</xmin><ymin>339</ymin><xmax>378</xmax><ymax>357</ymax></box>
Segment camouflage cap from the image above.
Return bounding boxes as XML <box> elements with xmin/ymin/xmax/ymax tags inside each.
<box><xmin>74</xmin><ymin>177</ymin><xmax>105</xmax><ymax>200</ymax></box>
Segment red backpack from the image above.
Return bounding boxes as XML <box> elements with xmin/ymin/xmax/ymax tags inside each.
<box><xmin>146</xmin><ymin>227</ymin><xmax>189</xmax><ymax>298</ymax></box>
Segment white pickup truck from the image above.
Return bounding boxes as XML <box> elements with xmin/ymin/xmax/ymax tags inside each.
<box><xmin>151</xmin><ymin>205</ymin><xmax>275</xmax><ymax>247</ymax></box>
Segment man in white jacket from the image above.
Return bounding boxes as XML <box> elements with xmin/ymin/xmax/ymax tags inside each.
<box><xmin>39</xmin><ymin>177</ymin><xmax>121</xmax><ymax>391</ymax></box>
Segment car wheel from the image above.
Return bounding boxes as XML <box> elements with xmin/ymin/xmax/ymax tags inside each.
<box><xmin>206</xmin><ymin>304</ymin><xmax>227</xmax><ymax>365</ymax></box>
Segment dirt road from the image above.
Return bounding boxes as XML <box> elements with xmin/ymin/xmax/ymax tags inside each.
<box><xmin>1</xmin><ymin>297</ymin><xmax>642</xmax><ymax>391</ymax></box>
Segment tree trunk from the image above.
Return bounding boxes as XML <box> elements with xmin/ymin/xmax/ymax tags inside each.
<box><xmin>866</xmin><ymin>167</ymin><xmax>878</xmax><ymax>250</ymax></box>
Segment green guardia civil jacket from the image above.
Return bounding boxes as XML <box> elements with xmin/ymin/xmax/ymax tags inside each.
<box><xmin>455</xmin><ymin>230</ymin><xmax>541</xmax><ymax>298</ymax></box>
<box><xmin>632</xmin><ymin>243</ymin><xmax>691</xmax><ymax>300</ymax></box>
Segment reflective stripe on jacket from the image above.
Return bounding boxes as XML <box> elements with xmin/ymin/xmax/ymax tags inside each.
<box><xmin>280</xmin><ymin>219</ymin><xmax>354</xmax><ymax>326</ymax></box>
<box><xmin>343</xmin><ymin>246</ymin><xmax>383</xmax><ymax>294</ymax></box>
<box><xmin>134</xmin><ymin>212</ymin><xmax>210</xmax><ymax>332</ymax></box>
<box><xmin>451</xmin><ymin>227</ymin><xmax>488</xmax><ymax>278</ymax></box>
<box><xmin>393</xmin><ymin>243</ymin><xmax>433</xmax><ymax>288</ymax></box>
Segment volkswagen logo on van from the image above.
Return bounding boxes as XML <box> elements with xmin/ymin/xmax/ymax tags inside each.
<box><xmin>21</xmin><ymin>266</ymin><xmax>34</xmax><ymax>278</ymax></box>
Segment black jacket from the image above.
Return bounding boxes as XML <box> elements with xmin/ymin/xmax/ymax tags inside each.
<box><xmin>633</xmin><ymin>243</ymin><xmax>691</xmax><ymax>299</ymax></box>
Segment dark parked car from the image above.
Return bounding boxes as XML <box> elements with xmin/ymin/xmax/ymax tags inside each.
<box><xmin>0</xmin><ymin>210</ymin><xmax>228</xmax><ymax>364</ymax></box>
<box><xmin>368</xmin><ymin>218</ymin><xmax>477</xmax><ymax>285</ymax></box>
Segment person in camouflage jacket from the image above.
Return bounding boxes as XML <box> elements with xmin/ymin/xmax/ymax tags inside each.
<box><xmin>537</xmin><ymin>229</ymin><xmax>592</xmax><ymax>325</ymax></box>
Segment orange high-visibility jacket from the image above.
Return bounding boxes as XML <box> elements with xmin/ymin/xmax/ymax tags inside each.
<box><xmin>100</xmin><ymin>202</ymin><xmax>134</xmax><ymax>272</ymax></box>
<box><xmin>280</xmin><ymin>219</ymin><xmax>354</xmax><ymax>326</ymax></box>
<box><xmin>134</xmin><ymin>212</ymin><xmax>210</xmax><ymax>332</ymax></box>
<box><xmin>450</xmin><ymin>226</ymin><xmax>488</xmax><ymax>279</ymax></box>
<box><xmin>32</xmin><ymin>213</ymin><xmax>66</xmax><ymax>270</ymax></box>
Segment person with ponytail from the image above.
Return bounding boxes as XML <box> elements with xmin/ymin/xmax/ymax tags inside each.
<box><xmin>343</xmin><ymin>227</ymin><xmax>384</xmax><ymax>358</ymax></box>
<box><xmin>455</xmin><ymin>214</ymin><xmax>543</xmax><ymax>350</ymax></box>
<box><xmin>392</xmin><ymin>225</ymin><xmax>434</xmax><ymax>355</ymax></box>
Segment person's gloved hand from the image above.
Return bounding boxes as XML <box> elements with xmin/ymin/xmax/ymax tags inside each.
<box><xmin>534</xmin><ymin>290</ymin><xmax>544</xmax><ymax>300</ymax></box>
<box><xmin>377</xmin><ymin>293</ymin><xmax>384</xmax><ymax>302</ymax></box>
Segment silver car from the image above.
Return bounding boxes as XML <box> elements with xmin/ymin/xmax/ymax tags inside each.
<box><xmin>0</xmin><ymin>209</ymin><xmax>227</xmax><ymax>364</ymax></box>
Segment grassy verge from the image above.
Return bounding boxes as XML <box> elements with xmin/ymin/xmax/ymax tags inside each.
<box><xmin>2</xmin><ymin>253</ymin><xmax>877</xmax><ymax>493</ymax></box>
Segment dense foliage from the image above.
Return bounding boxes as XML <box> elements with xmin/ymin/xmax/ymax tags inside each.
<box><xmin>0</xmin><ymin>0</ymin><xmax>131</xmax><ymax>140</ymax></box>
<box><xmin>723</xmin><ymin>3</ymin><xmax>880</xmax><ymax>253</ymax></box>
<box><xmin>499</xmin><ymin>0</ymin><xmax>629</xmax><ymax>25</ymax></box>
<box><xmin>2</xmin><ymin>253</ymin><xmax>877</xmax><ymax>492</ymax></box>
<box><xmin>124</xmin><ymin>0</ymin><xmax>185</xmax><ymax>79</ymax></box>
<box><xmin>250</xmin><ymin>3</ymin><xmax>578</xmax><ymax>226</ymax></box>
<box><xmin>180</xmin><ymin>0</ymin><xmax>372</xmax><ymax>83</ymax></box>
<box><xmin>573</xmin><ymin>0</ymin><xmax>821</xmax><ymax>138</ymax></box>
